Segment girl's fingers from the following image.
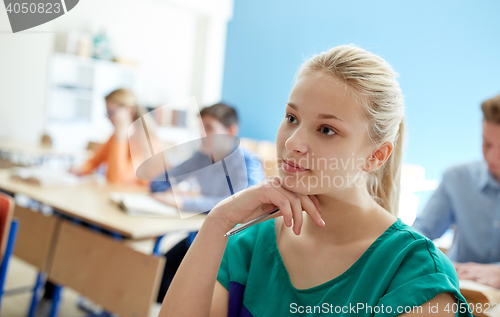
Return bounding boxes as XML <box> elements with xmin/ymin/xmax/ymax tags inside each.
<box><xmin>274</xmin><ymin>177</ymin><xmax>324</xmax><ymax>229</ymax></box>
<box><xmin>457</xmin><ymin>271</ymin><xmax>475</xmax><ymax>280</ymax></box>
<box><xmin>288</xmin><ymin>195</ymin><xmax>303</xmax><ymax>235</ymax></box>
<box><xmin>298</xmin><ymin>195</ymin><xmax>325</xmax><ymax>228</ymax></box>
<box><xmin>262</xmin><ymin>177</ymin><xmax>294</xmax><ymax>227</ymax></box>
<box><xmin>261</xmin><ymin>186</ymin><xmax>293</xmax><ymax>228</ymax></box>
<box><xmin>309</xmin><ymin>195</ymin><xmax>322</xmax><ymax>214</ymax></box>
<box><xmin>270</xmin><ymin>186</ymin><xmax>303</xmax><ymax>235</ymax></box>
<box><xmin>477</xmin><ymin>278</ymin><xmax>495</xmax><ymax>288</ymax></box>
<box><xmin>270</xmin><ymin>177</ymin><xmax>324</xmax><ymax>234</ymax></box>
<box><xmin>232</xmin><ymin>176</ymin><xmax>323</xmax><ymax>234</ymax></box>
<box><xmin>270</xmin><ymin>178</ymin><xmax>306</xmax><ymax>235</ymax></box>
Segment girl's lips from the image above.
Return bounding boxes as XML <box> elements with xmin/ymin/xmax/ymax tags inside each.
<box><xmin>282</xmin><ymin>159</ymin><xmax>310</xmax><ymax>173</ymax></box>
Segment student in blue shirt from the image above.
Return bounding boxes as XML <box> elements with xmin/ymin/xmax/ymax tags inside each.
<box><xmin>152</xmin><ymin>103</ymin><xmax>265</xmax><ymax>302</ymax></box>
<box><xmin>413</xmin><ymin>94</ymin><xmax>500</xmax><ymax>288</ymax></box>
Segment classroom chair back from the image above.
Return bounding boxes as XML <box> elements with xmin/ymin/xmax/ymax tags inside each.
<box><xmin>0</xmin><ymin>192</ymin><xmax>20</xmax><ymax>309</ymax></box>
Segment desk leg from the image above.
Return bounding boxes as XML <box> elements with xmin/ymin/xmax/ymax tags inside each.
<box><xmin>188</xmin><ymin>231</ymin><xmax>197</xmax><ymax>245</ymax></box>
<box><xmin>27</xmin><ymin>272</ymin><xmax>45</xmax><ymax>317</ymax></box>
<box><xmin>49</xmin><ymin>285</ymin><xmax>63</xmax><ymax>317</ymax></box>
<box><xmin>0</xmin><ymin>220</ymin><xmax>19</xmax><ymax>311</ymax></box>
<box><xmin>153</xmin><ymin>236</ymin><xmax>165</xmax><ymax>256</ymax></box>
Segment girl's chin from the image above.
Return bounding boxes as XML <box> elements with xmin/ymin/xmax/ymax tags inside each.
<box><xmin>278</xmin><ymin>173</ymin><xmax>344</xmax><ymax>197</ymax></box>
<box><xmin>278</xmin><ymin>177</ymin><xmax>315</xmax><ymax>195</ymax></box>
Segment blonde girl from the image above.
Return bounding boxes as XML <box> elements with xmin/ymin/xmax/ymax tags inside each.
<box><xmin>72</xmin><ymin>88</ymin><xmax>158</xmax><ymax>184</ymax></box>
<box><xmin>159</xmin><ymin>46</ymin><xmax>471</xmax><ymax>317</ymax></box>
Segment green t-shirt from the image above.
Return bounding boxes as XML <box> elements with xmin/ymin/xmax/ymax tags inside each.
<box><xmin>217</xmin><ymin>218</ymin><xmax>472</xmax><ymax>317</ymax></box>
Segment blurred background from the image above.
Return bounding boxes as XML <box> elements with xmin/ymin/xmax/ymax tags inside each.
<box><xmin>0</xmin><ymin>0</ymin><xmax>500</xmax><ymax>175</ymax></box>
<box><xmin>1</xmin><ymin>0</ymin><xmax>499</xmax><ymax>219</ymax></box>
<box><xmin>1</xmin><ymin>1</ymin><xmax>500</xmax><ymax>315</ymax></box>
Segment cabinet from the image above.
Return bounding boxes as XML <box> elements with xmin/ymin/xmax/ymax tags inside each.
<box><xmin>45</xmin><ymin>53</ymin><xmax>136</xmax><ymax>150</ymax></box>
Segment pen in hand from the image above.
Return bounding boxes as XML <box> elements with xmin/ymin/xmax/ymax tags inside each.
<box><xmin>224</xmin><ymin>207</ymin><xmax>280</xmax><ymax>237</ymax></box>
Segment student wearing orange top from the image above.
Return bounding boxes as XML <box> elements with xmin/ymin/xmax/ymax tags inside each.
<box><xmin>36</xmin><ymin>89</ymin><xmax>156</xmax><ymax>316</ymax></box>
<box><xmin>71</xmin><ymin>88</ymin><xmax>158</xmax><ymax>185</ymax></box>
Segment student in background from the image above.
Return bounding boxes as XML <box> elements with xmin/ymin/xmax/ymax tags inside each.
<box><xmin>71</xmin><ymin>88</ymin><xmax>159</xmax><ymax>184</ymax></box>
<box><xmin>37</xmin><ymin>89</ymin><xmax>157</xmax><ymax>316</ymax></box>
<box><xmin>413</xmin><ymin>94</ymin><xmax>500</xmax><ymax>288</ymax></box>
<box><xmin>159</xmin><ymin>45</ymin><xmax>470</xmax><ymax>316</ymax></box>
<box><xmin>151</xmin><ymin>103</ymin><xmax>265</xmax><ymax>303</ymax></box>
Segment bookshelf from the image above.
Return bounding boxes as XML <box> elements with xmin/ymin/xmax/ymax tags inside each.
<box><xmin>44</xmin><ymin>53</ymin><xmax>136</xmax><ymax>150</ymax></box>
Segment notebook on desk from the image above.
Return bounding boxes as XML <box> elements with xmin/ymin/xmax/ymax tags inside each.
<box><xmin>110</xmin><ymin>192</ymin><xmax>179</xmax><ymax>217</ymax></box>
<box><xmin>460</xmin><ymin>279</ymin><xmax>500</xmax><ymax>317</ymax></box>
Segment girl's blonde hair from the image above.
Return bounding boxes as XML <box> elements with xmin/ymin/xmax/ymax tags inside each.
<box><xmin>105</xmin><ymin>88</ymin><xmax>145</xmax><ymax>121</ymax></box>
<box><xmin>299</xmin><ymin>45</ymin><xmax>406</xmax><ymax>216</ymax></box>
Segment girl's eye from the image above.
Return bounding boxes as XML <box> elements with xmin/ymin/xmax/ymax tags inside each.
<box><xmin>286</xmin><ymin>114</ymin><xmax>298</xmax><ymax>125</ymax></box>
<box><xmin>320</xmin><ymin>126</ymin><xmax>336</xmax><ymax>136</ymax></box>
<box><xmin>286</xmin><ymin>114</ymin><xmax>336</xmax><ymax>136</ymax></box>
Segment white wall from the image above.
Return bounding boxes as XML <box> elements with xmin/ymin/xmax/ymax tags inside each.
<box><xmin>0</xmin><ymin>0</ymin><xmax>233</xmax><ymax>147</ymax></box>
<box><xmin>0</xmin><ymin>19</ymin><xmax>54</xmax><ymax>143</ymax></box>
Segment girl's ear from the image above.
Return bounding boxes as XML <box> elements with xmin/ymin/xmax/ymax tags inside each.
<box><xmin>362</xmin><ymin>141</ymin><xmax>394</xmax><ymax>172</ymax></box>
<box><xmin>227</xmin><ymin>124</ymin><xmax>239</xmax><ymax>136</ymax></box>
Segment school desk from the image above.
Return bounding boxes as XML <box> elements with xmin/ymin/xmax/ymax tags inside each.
<box><xmin>0</xmin><ymin>169</ymin><xmax>206</xmax><ymax>317</ymax></box>
<box><xmin>0</xmin><ymin>140</ymin><xmax>91</xmax><ymax>167</ymax></box>
<box><xmin>459</xmin><ymin>279</ymin><xmax>500</xmax><ymax>317</ymax></box>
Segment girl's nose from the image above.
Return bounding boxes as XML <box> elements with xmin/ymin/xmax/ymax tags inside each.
<box><xmin>285</xmin><ymin>128</ymin><xmax>309</xmax><ymax>155</ymax></box>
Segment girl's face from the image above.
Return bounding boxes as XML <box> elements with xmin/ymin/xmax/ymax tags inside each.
<box><xmin>106</xmin><ymin>101</ymin><xmax>134</xmax><ymax>126</ymax></box>
<box><xmin>276</xmin><ymin>71</ymin><xmax>374</xmax><ymax>196</ymax></box>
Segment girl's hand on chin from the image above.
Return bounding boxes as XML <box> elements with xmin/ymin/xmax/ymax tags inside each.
<box><xmin>211</xmin><ymin>176</ymin><xmax>325</xmax><ymax>235</ymax></box>
<box><xmin>112</xmin><ymin>108</ymin><xmax>133</xmax><ymax>140</ymax></box>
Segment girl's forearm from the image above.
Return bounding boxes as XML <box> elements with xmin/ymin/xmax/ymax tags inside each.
<box><xmin>159</xmin><ymin>209</ymin><xmax>233</xmax><ymax>317</ymax></box>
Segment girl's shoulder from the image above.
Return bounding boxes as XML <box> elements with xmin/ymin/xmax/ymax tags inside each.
<box><xmin>366</xmin><ymin>218</ymin><xmax>461</xmax><ymax>295</ymax></box>
<box><xmin>375</xmin><ymin>218</ymin><xmax>454</xmax><ymax>270</ymax></box>
<box><xmin>366</xmin><ymin>219</ymin><xmax>471</xmax><ymax>315</ymax></box>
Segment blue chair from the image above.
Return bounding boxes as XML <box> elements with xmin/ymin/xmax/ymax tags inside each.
<box><xmin>0</xmin><ymin>192</ymin><xmax>19</xmax><ymax>311</ymax></box>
